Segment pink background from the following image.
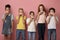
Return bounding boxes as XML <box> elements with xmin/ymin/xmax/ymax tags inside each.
<box><xmin>0</xmin><ymin>0</ymin><xmax>60</xmax><ymax>40</ymax></box>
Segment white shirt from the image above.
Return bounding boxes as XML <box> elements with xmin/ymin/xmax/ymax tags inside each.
<box><xmin>47</xmin><ymin>16</ymin><xmax>58</xmax><ymax>29</ymax></box>
<box><xmin>26</xmin><ymin>18</ymin><xmax>36</xmax><ymax>32</ymax></box>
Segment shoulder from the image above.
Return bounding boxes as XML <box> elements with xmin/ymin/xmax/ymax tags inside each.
<box><xmin>24</xmin><ymin>16</ymin><xmax>27</xmax><ymax>20</ymax></box>
<box><xmin>27</xmin><ymin>18</ymin><xmax>30</xmax><ymax>20</ymax></box>
<box><xmin>10</xmin><ymin>13</ymin><xmax>13</xmax><ymax>16</ymax></box>
<box><xmin>16</xmin><ymin>16</ymin><xmax>18</xmax><ymax>20</ymax></box>
<box><xmin>24</xmin><ymin>16</ymin><xmax>26</xmax><ymax>18</ymax></box>
<box><xmin>47</xmin><ymin>16</ymin><xmax>50</xmax><ymax>18</ymax></box>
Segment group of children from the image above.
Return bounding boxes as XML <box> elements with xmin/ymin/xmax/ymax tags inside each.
<box><xmin>2</xmin><ymin>4</ymin><xmax>59</xmax><ymax>40</ymax></box>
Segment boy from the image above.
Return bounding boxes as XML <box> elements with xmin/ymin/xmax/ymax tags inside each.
<box><xmin>16</xmin><ymin>8</ymin><xmax>26</xmax><ymax>40</ymax></box>
<box><xmin>2</xmin><ymin>4</ymin><xmax>14</xmax><ymax>40</ymax></box>
<box><xmin>46</xmin><ymin>8</ymin><xmax>59</xmax><ymax>40</ymax></box>
<box><xmin>26</xmin><ymin>11</ymin><xmax>36</xmax><ymax>40</ymax></box>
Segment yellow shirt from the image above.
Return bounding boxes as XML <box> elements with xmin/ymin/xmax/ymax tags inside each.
<box><xmin>16</xmin><ymin>16</ymin><xmax>26</xmax><ymax>30</ymax></box>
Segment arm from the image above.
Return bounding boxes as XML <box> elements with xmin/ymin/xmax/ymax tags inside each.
<box><xmin>26</xmin><ymin>18</ymin><xmax>33</xmax><ymax>26</ymax></box>
<box><xmin>16</xmin><ymin>15</ymin><xmax>20</xmax><ymax>24</ymax></box>
<box><xmin>28</xmin><ymin>18</ymin><xmax>33</xmax><ymax>26</ymax></box>
<box><xmin>36</xmin><ymin>14</ymin><xmax>39</xmax><ymax>23</ymax></box>
<box><xmin>11</xmin><ymin>20</ymin><xmax>14</xmax><ymax>32</ymax></box>
<box><xmin>23</xmin><ymin>16</ymin><xmax>27</xmax><ymax>24</ymax></box>
<box><xmin>54</xmin><ymin>16</ymin><xmax>59</xmax><ymax>23</ymax></box>
<box><xmin>34</xmin><ymin>20</ymin><xmax>37</xmax><ymax>27</ymax></box>
<box><xmin>2</xmin><ymin>14</ymin><xmax>8</xmax><ymax>22</ymax></box>
<box><xmin>11</xmin><ymin>14</ymin><xmax>14</xmax><ymax>32</ymax></box>
<box><xmin>53</xmin><ymin>14</ymin><xmax>59</xmax><ymax>23</ymax></box>
<box><xmin>46</xmin><ymin>16</ymin><xmax>51</xmax><ymax>24</ymax></box>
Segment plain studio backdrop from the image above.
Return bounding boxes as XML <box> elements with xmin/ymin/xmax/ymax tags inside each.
<box><xmin>0</xmin><ymin>0</ymin><xmax>60</xmax><ymax>40</ymax></box>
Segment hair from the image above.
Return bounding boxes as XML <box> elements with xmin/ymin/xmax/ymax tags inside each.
<box><xmin>19</xmin><ymin>8</ymin><xmax>23</xmax><ymax>10</ymax></box>
<box><xmin>5</xmin><ymin>4</ymin><xmax>11</xmax><ymax>10</ymax></box>
<box><xmin>29</xmin><ymin>11</ymin><xmax>35</xmax><ymax>15</ymax></box>
<box><xmin>38</xmin><ymin>4</ymin><xmax>46</xmax><ymax>12</ymax></box>
<box><xmin>49</xmin><ymin>8</ymin><xmax>55</xmax><ymax>13</ymax></box>
<box><xmin>18</xmin><ymin>8</ymin><xmax>24</xmax><ymax>13</ymax></box>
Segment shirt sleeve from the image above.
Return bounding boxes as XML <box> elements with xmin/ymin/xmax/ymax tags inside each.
<box><xmin>26</xmin><ymin>18</ymin><xmax>30</xmax><ymax>24</ymax></box>
<box><xmin>16</xmin><ymin>16</ymin><xmax>18</xmax><ymax>20</ymax></box>
<box><xmin>56</xmin><ymin>16</ymin><xmax>59</xmax><ymax>22</ymax></box>
<box><xmin>11</xmin><ymin>14</ymin><xmax>14</xmax><ymax>21</ymax></box>
<box><xmin>46</xmin><ymin>16</ymin><xmax>49</xmax><ymax>21</ymax></box>
<box><xmin>2</xmin><ymin>14</ymin><xmax>5</xmax><ymax>20</ymax></box>
<box><xmin>24</xmin><ymin>16</ymin><xmax>27</xmax><ymax>20</ymax></box>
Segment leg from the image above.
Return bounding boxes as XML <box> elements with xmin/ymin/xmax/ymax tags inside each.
<box><xmin>16</xmin><ymin>30</ymin><xmax>20</xmax><ymax>40</ymax></box>
<box><xmin>3</xmin><ymin>28</ymin><xmax>11</xmax><ymax>40</ymax></box>
<box><xmin>41</xmin><ymin>24</ymin><xmax>45</xmax><ymax>40</ymax></box>
<box><xmin>32</xmin><ymin>32</ymin><xmax>36</xmax><ymax>40</ymax></box>
<box><xmin>37</xmin><ymin>24</ymin><xmax>42</xmax><ymax>40</ymax></box>
<box><xmin>4</xmin><ymin>35</ymin><xmax>8</xmax><ymax>40</ymax></box>
<box><xmin>28</xmin><ymin>32</ymin><xmax>31</xmax><ymax>40</ymax></box>
<box><xmin>8</xmin><ymin>28</ymin><xmax>11</xmax><ymax>40</ymax></box>
<box><xmin>52</xmin><ymin>29</ymin><xmax>56</xmax><ymax>40</ymax></box>
<box><xmin>48</xmin><ymin>29</ymin><xmax>51</xmax><ymax>40</ymax></box>
<box><xmin>21</xmin><ymin>30</ymin><xmax>25</xmax><ymax>40</ymax></box>
<box><xmin>7</xmin><ymin>35</ymin><xmax>11</xmax><ymax>40</ymax></box>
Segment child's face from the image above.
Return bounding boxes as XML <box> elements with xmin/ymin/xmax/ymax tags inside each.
<box><xmin>5</xmin><ymin>7</ymin><xmax>10</xmax><ymax>14</ymax></box>
<box><xmin>19</xmin><ymin>10</ymin><xmax>23</xmax><ymax>15</ymax></box>
<box><xmin>30</xmin><ymin>13</ymin><xmax>34</xmax><ymax>18</ymax></box>
<box><xmin>50</xmin><ymin>10</ymin><xmax>55</xmax><ymax>16</ymax></box>
<box><xmin>40</xmin><ymin>6</ymin><xmax>43</xmax><ymax>11</ymax></box>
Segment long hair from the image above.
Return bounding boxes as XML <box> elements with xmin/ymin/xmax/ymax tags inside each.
<box><xmin>38</xmin><ymin>4</ymin><xmax>46</xmax><ymax>12</ymax></box>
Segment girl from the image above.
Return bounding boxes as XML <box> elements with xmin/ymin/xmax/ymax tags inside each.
<box><xmin>2</xmin><ymin>4</ymin><xmax>14</xmax><ymax>40</ymax></box>
<box><xmin>36</xmin><ymin>4</ymin><xmax>46</xmax><ymax>40</ymax></box>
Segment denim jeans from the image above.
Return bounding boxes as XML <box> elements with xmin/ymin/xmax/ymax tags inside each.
<box><xmin>48</xmin><ymin>29</ymin><xmax>56</xmax><ymax>40</ymax></box>
<box><xmin>16</xmin><ymin>29</ymin><xmax>25</xmax><ymax>40</ymax></box>
<box><xmin>28</xmin><ymin>32</ymin><xmax>36</xmax><ymax>40</ymax></box>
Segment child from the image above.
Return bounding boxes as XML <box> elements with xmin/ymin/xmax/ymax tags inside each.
<box><xmin>26</xmin><ymin>11</ymin><xmax>36</xmax><ymax>40</ymax></box>
<box><xmin>16</xmin><ymin>8</ymin><xmax>26</xmax><ymax>40</ymax></box>
<box><xmin>46</xmin><ymin>8</ymin><xmax>59</xmax><ymax>40</ymax></box>
<box><xmin>36</xmin><ymin>4</ymin><xmax>46</xmax><ymax>40</ymax></box>
<box><xmin>2</xmin><ymin>4</ymin><xmax>14</xmax><ymax>40</ymax></box>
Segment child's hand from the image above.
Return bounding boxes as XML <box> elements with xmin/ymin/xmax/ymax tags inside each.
<box><xmin>39</xmin><ymin>12</ymin><xmax>43</xmax><ymax>15</ymax></box>
<box><xmin>3</xmin><ymin>13</ymin><xmax>8</xmax><ymax>20</ymax></box>
<box><xmin>53</xmin><ymin>13</ymin><xmax>56</xmax><ymax>16</ymax></box>
<box><xmin>11</xmin><ymin>28</ymin><xmax>13</xmax><ymax>33</ymax></box>
<box><xmin>30</xmin><ymin>18</ymin><xmax>33</xmax><ymax>23</ymax></box>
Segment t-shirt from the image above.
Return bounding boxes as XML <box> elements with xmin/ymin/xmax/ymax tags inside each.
<box><xmin>16</xmin><ymin>16</ymin><xmax>26</xmax><ymax>30</ymax></box>
<box><xmin>47</xmin><ymin>16</ymin><xmax>59</xmax><ymax>29</ymax></box>
<box><xmin>26</xmin><ymin>18</ymin><xmax>36</xmax><ymax>32</ymax></box>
